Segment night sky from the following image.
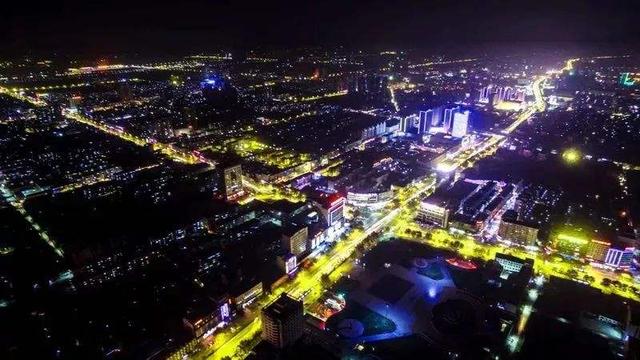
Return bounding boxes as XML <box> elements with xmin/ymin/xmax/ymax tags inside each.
<box><xmin>2</xmin><ymin>0</ymin><xmax>640</xmax><ymax>55</ymax></box>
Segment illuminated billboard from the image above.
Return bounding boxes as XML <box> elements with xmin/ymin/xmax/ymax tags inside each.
<box><xmin>219</xmin><ymin>302</ymin><xmax>230</xmax><ymax>321</ymax></box>
<box><xmin>285</xmin><ymin>254</ymin><xmax>297</xmax><ymax>275</ymax></box>
<box><xmin>554</xmin><ymin>232</ymin><xmax>589</xmax><ymax>256</ymax></box>
<box><xmin>619</xmin><ymin>72</ymin><xmax>638</xmax><ymax>87</ymax></box>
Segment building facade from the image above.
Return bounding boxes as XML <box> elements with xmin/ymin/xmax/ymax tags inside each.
<box><xmin>281</xmin><ymin>226</ymin><xmax>309</xmax><ymax>257</ymax></box>
<box><xmin>585</xmin><ymin>239</ymin><xmax>611</xmax><ymax>262</ymax></box>
<box><xmin>451</xmin><ymin>110</ymin><xmax>470</xmax><ymax>138</ymax></box>
<box><xmin>262</xmin><ymin>293</ymin><xmax>304</xmax><ymax>349</ymax></box>
<box><xmin>417</xmin><ymin>201</ymin><xmax>450</xmax><ymax>228</ymax></box>
<box><xmin>497</xmin><ymin>218</ymin><xmax>539</xmax><ymax>247</ymax></box>
<box><xmin>223</xmin><ymin>164</ymin><xmax>244</xmax><ymax>200</ymax></box>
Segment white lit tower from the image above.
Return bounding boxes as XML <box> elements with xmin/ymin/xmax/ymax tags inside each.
<box><xmin>451</xmin><ymin>110</ymin><xmax>470</xmax><ymax>138</ymax></box>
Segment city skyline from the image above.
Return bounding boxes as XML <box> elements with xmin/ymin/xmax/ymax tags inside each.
<box><xmin>1</xmin><ymin>2</ymin><xmax>640</xmax><ymax>360</ymax></box>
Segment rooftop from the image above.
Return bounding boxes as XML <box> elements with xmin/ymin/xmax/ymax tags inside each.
<box><xmin>263</xmin><ymin>293</ymin><xmax>303</xmax><ymax>319</ymax></box>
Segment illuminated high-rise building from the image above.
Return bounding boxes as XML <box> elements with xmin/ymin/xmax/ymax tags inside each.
<box><xmin>431</xmin><ymin>105</ymin><xmax>444</xmax><ymax>126</ymax></box>
<box><xmin>479</xmin><ymin>85</ymin><xmax>526</xmax><ymax>107</ymax></box>
<box><xmin>282</xmin><ymin>226</ymin><xmax>308</xmax><ymax>257</ymax></box>
<box><xmin>514</xmin><ymin>89</ymin><xmax>526</xmax><ymax>102</ymax></box>
<box><xmin>400</xmin><ymin>115</ymin><xmax>409</xmax><ymax>133</ymax></box>
<box><xmin>478</xmin><ymin>88</ymin><xmax>488</xmax><ymax>103</ymax></box>
<box><xmin>504</xmin><ymin>87</ymin><xmax>514</xmax><ymax>101</ymax></box>
<box><xmin>419</xmin><ymin>110</ymin><xmax>433</xmax><ymax>133</ymax></box>
<box><xmin>223</xmin><ymin>164</ymin><xmax>244</xmax><ymax>200</ymax></box>
<box><xmin>495</xmin><ymin>87</ymin><xmax>505</xmax><ymax>102</ymax></box>
<box><xmin>262</xmin><ymin>293</ymin><xmax>304</xmax><ymax>349</ymax></box>
<box><xmin>361</xmin><ymin>121</ymin><xmax>387</xmax><ymax>140</ymax></box>
<box><xmin>443</xmin><ymin>108</ymin><xmax>453</xmax><ymax>130</ymax></box>
<box><xmin>69</xmin><ymin>95</ymin><xmax>82</xmax><ymax>110</ymax></box>
<box><xmin>401</xmin><ymin>114</ymin><xmax>418</xmax><ymax>133</ymax></box>
<box><xmin>451</xmin><ymin>110</ymin><xmax>470</xmax><ymax>138</ymax></box>
<box><xmin>348</xmin><ymin>74</ymin><xmax>388</xmax><ymax>95</ymax></box>
<box><xmin>443</xmin><ymin>105</ymin><xmax>460</xmax><ymax>132</ymax></box>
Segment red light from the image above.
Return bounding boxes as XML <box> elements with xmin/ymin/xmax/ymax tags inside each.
<box><xmin>329</xmin><ymin>195</ymin><xmax>344</xmax><ymax>208</ymax></box>
<box><xmin>330</xmin><ymin>198</ymin><xmax>344</xmax><ymax>207</ymax></box>
<box><xmin>446</xmin><ymin>257</ymin><xmax>477</xmax><ymax>270</ymax></box>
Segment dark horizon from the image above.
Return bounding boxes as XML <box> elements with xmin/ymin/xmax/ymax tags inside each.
<box><xmin>3</xmin><ymin>0</ymin><xmax>640</xmax><ymax>57</ymax></box>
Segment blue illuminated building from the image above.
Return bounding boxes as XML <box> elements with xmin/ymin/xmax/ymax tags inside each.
<box><xmin>201</xmin><ymin>75</ymin><xmax>227</xmax><ymax>90</ymax></box>
<box><xmin>200</xmin><ymin>74</ymin><xmax>238</xmax><ymax>107</ymax></box>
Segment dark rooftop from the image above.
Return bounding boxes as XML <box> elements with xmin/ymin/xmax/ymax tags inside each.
<box><xmin>263</xmin><ymin>293</ymin><xmax>303</xmax><ymax>319</ymax></box>
<box><xmin>423</xmin><ymin>180</ymin><xmax>478</xmax><ymax>209</ymax></box>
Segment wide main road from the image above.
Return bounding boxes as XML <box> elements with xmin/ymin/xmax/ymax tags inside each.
<box><xmin>63</xmin><ymin>109</ymin><xmax>216</xmax><ymax>166</ymax></box>
<box><xmin>188</xmin><ymin>177</ymin><xmax>438</xmax><ymax>360</ymax></box>
<box><xmin>0</xmin><ymin>86</ymin><xmax>47</xmax><ymax>107</ymax></box>
<box><xmin>0</xmin><ymin>85</ymin><xmax>216</xmax><ymax>167</ymax></box>
<box><xmin>0</xmin><ymin>179</ymin><xmax>65</xmax><ymax>257</ymax></box>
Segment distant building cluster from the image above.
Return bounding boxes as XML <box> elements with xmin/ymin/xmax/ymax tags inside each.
<box><xmin>419</xmin><ymin>179</ymin><xmax>515</xmax><ymax>234</ymax></box>
<box><xmin>401</xmin><ymin>105</ymin><xmax>470</xmax><ymax>138</ymax></box>
<box><xmin>478</xmin><ymin>84</ymin><xmax>526</xmax><ymax>110</ymax></box>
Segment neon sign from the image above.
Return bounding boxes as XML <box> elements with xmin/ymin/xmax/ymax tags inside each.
<box><xmin>619</xmin><ymin>73</ymin><xmax>637</xmax><ymax>87</ymax></box>
<box><xmin>285</xmin><ymin>255</ymin><xmax>297</xmax><ymax>275</ymax></box>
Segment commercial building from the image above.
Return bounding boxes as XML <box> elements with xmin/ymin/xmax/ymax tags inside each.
<box><xmin>553</xmin><ymin>233</ymin><xmax>589</xmax><ymax>256</ymax></box>
<box><xmin>556</xmin><ymin>232</ymin><xmax>635</xmax><ymax>269</ymax></box>
<box><xmin>418</xmin><ymin>180</ymin><xmax>478</xmax><ymax>228</ymax></box>
<box><xmin>497</xmin><ymin>215</ymin><xmax>539</xmax><ymax>247</ymax></box>
<box><xmin>602</xmin><ymin>235</ymin><xmax>636</xmax><ymax>269</ymax></box>
<box><xmin>604</xmin><ymin>244</ymin><xmax>635</xmax><ymax>269</ymax></box>
<box><xmin>311</xmin><ymin>193</ymin><xmax>345</xmax><ymax>227</ymax></box>
<box><xmin>223</xmin><ymin>164</ymin><xmax>244</xmax><ymax>200</ymax></box>
<box><xmin>233</xmin><ymin>281</ymin><xmax>264</xmax><ymax>309</ymax></box>
<box><xmin>277</xmin><ymin>253</ymin><xmax>298</xmax><ymax>275</ymax></box>
<box><xmin>417</xmin><ymin>200</ymin><xmax>451</xmax><ymax>228</ymax></box>
<box><xmin>346</xmin><ymin>188</ymin><xmax>393</xmax><ymax>208</ymax></box>
<box><xmin>495</xmin><ymin>253</ymin><xmax>534</xmax><ymax>276</ymax></box>
<box><xmin>585</xmin><ymin>239</ymin><xmax>611</xmax><ymax>262</ymax></box>
<box><xmin>262</xmin><ymin>293</ymin><xmax>304</xmax><ymax>349</ymax></box>
<box><xmin>418</xmin><ymin>109</ymin><xmax>433</xmax><ymax>133</ymax></box>
<box><xmin>281</xmin><ymin>226</ymin><xmax>309</xmax><ymax>257</ymax></box>
<box><xmin>183</xmin><ymin>298</ymin><xmax>232</xmax><ymax>338</ymax></box>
